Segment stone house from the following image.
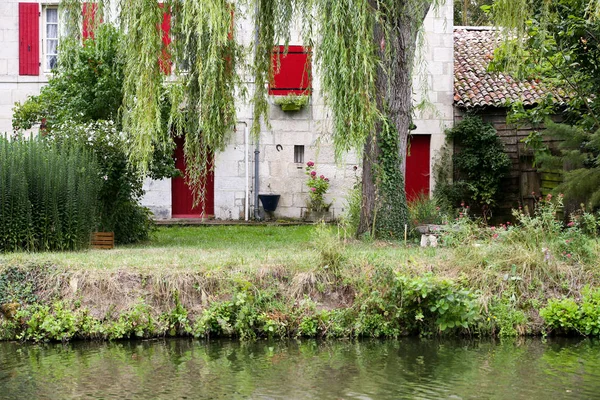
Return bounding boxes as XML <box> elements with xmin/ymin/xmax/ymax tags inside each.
<box><xmin>0</xmin><ymin>0</ymin><xmax>454</xmax><ymax>221</ymax></box>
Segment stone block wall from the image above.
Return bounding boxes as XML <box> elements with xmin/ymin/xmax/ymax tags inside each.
<box><xmin>0</xmin><ymin>0</ymin><xmax>57</xmax><ymax>134</ymax></box>
<box><xmin>0</xmin><ymin>0</ymin><xmax>455</xmax><ymax>221</ymax></box>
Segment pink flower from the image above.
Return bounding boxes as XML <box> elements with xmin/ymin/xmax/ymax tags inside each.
<box><xmin>567</xmin><ymin>222</ymin><xmax>575</xmax><ymax>227</ymax></box>
<box><xmin>324</xmin><ymin>178</ymin><xmax>329</xmax><ymax>182</ymax></box>
<box><xmin>310</xmin><ymin>171</ymin><xmax>316</xmax><ymax>177</ymax></box>
<box><xmin>461</xmin><ymin>202</ymin><xmax>465</xmax><ymax>207</ymax></box>
<box><xmin>311</xmin><ymin>187</ymin><xmax>316</xmax><ymax>192</ymax></box>
<box><xmin>547</xmin><ymin>194</ymin><xmax>553</xmax><ymax>200</ymax></box>
<box><xmin>567</xmin><ymin>253</ymin><xmax>572</xmax><ymax>258</ymax></box>
<box><xmin>507</xmin><ymin>222</ymin><xmax>511</xmax><ymax>225</ymax></box>
<box><xmin>490</xmin><ymin>226</ymin><xmax>496</xmax><ymax>231</ymax></box>
<box><xmin>492</xmin><ymin>233</ymin><xmax>499</xmax><ymax>239</ymax></box>
<box><xmin>320</xmin><ymin>175</ymin><xmax>324</xmax><ymax>179</ymax></box>
<box><xmin>307</xmin><ymin>161</ymin><xmax>314</xmax><ymax>167</ymax></box>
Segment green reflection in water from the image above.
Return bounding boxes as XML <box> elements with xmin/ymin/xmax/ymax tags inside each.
<box><xmin>1</xmin><ymin>338</ymin><xmax>599</xmax><ymax>399</ymax></box>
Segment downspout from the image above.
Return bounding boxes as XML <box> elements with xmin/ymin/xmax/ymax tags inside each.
<box><xmin>253</xmin><ymin>1</ymin><xmax>261</xmax><ymax>220</ymax></box>
<box><xmin>237</xmin><ymin>121</ymin><xmax>250</xmax><ymax>221</ymax></box>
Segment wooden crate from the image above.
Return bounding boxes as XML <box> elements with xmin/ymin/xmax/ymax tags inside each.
<box><xmin>91</xmin><ymin>232</ymin><xmax>114</xmax><ymax>249</ymax></box>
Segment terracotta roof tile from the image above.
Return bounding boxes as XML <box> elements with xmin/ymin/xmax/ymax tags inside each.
<box><xmin>454</xmin><ymin>28</ymin><xmax>560</xmax><ymax>108</ymax></box>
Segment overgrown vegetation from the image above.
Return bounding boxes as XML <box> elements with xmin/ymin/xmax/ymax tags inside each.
<box><xmin>1</xmin><ymin>203</ymin><xmax>600</xmax><ymax>342</ymax></box>
<box><xmin>443</xmin><ymin>116</ymin><xmax>511</xmax><ymax>220</ymax></box>
<box><xmin>491</xmin><ymin>0</ymin><xmax>600</xmax><ymax>213</ymax></box>
<box><xmin>12</xmin><ymin>25</ymin><xmax>175</xmax><ymax>244</ymax></box>
<box><xmin>0</xmin><ymin>137</ymin><xmax>99</xmax><ymax>252</ymax></box>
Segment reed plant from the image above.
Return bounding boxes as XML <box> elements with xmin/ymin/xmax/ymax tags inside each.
<box><xmin>0</xmin><ymin>136</ymin><xmax>100</xmax><ymax>252</ymax></box>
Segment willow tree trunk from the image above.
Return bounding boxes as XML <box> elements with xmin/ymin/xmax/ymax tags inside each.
<box><xmin>357</xmin><ymin>2</ymin><xmax>433</xmax><ymax>238</ymax></box>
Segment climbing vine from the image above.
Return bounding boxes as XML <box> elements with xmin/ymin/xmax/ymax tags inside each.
<box><xmin>374</xmin><ymin>119</ymin><xmax>409</xmax><ymax>239</ymax></box>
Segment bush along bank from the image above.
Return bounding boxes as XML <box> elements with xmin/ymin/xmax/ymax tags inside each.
<box><xmin>1</xmin><ymin>262</ymin><xmax>599</xmax><ymax>343</ymax></box>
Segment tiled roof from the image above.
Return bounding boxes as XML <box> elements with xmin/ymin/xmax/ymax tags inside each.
<box><xmin>454</xmin><ymin>28</ymin><xmax>558</xmax><ymax>108</ymax></box>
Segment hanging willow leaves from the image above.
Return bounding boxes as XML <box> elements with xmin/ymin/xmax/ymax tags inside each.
<box><xmin>58</xmin><ymin>0</ymin><xmax>438</xmax><ymax>236</ymax></box>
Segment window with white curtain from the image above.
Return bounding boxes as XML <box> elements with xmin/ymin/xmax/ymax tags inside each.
<box><xmin>44</xmin><ymin>6</ymin><xmax>59</xmax><ymax>71</ymax></box>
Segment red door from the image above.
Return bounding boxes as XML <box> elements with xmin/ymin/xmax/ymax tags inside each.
<box><xmin>405</xmin><ymin>134</ymin><xmax>431</xmax><ymax>202</ymax></box>
<box><xmin>171</xmin><ymin>136</ymin><xmax>214</xmax><ymax>218</ymax></box>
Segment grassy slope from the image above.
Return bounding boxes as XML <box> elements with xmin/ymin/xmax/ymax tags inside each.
<box><xmin>1</xmin><ymin>225</ymin><xmax>599</xmax><ymax>338</ymax></box>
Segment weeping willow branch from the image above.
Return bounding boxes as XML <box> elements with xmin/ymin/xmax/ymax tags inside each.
<box><xmin>58</xmin><ymin>0</ymin><xmax>439</xmax><ymax>227</ymax></box>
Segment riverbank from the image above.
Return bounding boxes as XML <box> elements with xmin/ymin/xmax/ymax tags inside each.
<box><xmin>1</xmin><ymin>225</ymin><xmax>599</xmax><ymax>341</ymax></box>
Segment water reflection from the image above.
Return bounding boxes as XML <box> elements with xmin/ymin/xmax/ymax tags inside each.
<box><xmin>0</xmin><ymin>338</ymin><xmax>599</xmax><ymax>399</ymax></box>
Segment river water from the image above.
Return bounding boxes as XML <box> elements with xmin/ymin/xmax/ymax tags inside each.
<box><xmin>1</xmin><ymin>338</ymin><xmax>599</xmax><ymax>399</ymax></box>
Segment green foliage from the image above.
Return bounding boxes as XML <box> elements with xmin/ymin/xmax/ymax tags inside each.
<box><xmin>339</xmin><ymin>174</ymin><xmax>362</xmax><ymax>238</ymax></box>
<box><xmin>454</xmin><ymin>0</ymin><xmax>493</xmax><ymax>26</ymax></box>
<box><xmin>12</xmin><ymin>24</ymin><xmax>175</xmax><ymax>244</ymax></box>
<box><xmin>487</xmin><ymin>294</ymin><xmax>528</xmax><ymax>337</ymax></box>
<box><xmin>274</xmin><ymin>95</ymin><xmax>309</xmax><ymax>110</ymax></box>
<box><xmin>12</xmin><ymin>25</ymin><xmax>124</xmax><ymax>131</ymax></box>
<box><xmin>49</xmin><ymin>121</ymin><xmax>161</xmax><ymax>244</ymax></box>
<box><xmin>492</xmin><ymin>1</ymin><xmax>600</xmax><ymax>210</ymax></box>
<box><xmin>541</xmin><ymin>287</ymin><xmax>600</xmax><ymax>336</ymax></box>
<box><xmin>446</xmin><ymin>116</ymin><xmax>511</xmax><ymax>216</ymax></box>
<box><xmin>408</xmin><ymin>192</ymin><xmax>445</xmax><ymax>226</ymax></box>
<box><xmin>0</xmin><ymin>266</ymin><xmax>40</xmax><ymax>305</ymax></box>
<box><xmin>305</xmin><ymin>161</ymin><xmax>331</xmax><ymax>212</ymax></box>
<box><xmin>533</xmin><ymin>121</ymin><xmax>600</xmax><ymax>209</ymax></box>
<box><xmin>374</xmin><ymin>121</ymin><xmax>409</xmax><ymax>239</ymax></box>
<box><xmin>312</xmin><ymin>223</ymin><xmax>345</xmax><ymax>274</ymax></box>
<box><xmin>0</xmin><ymin>136</ymin><xmax>100</xmax><ymax>252</ymax></box>
<box><xmin>354</xmin><ymin>268</ymin><xmax>478</xmax><ymax>337</ymax></box>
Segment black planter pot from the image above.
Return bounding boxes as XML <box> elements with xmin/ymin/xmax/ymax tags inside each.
<box><xmin>258</xmin><ymin>194</ymin><xmax>281</xmax><ymax>212</ymax></box>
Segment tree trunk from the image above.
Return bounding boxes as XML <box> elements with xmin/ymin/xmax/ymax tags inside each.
<box><xmin>357</xmin><ymin>1</ymin><xmax>433</xmax><ymax>238</ymax></box>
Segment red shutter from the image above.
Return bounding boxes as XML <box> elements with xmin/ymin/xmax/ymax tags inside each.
<box><xmin>269</xmin><ymin>46</ymin><xmax>311</xmax><ymax>96</ymax></box>
<box><xmin>19</xmin><ymin>2</ymin><xmax>39</xmax><ymax>76</ymax></box>
<box><xmin>159</xmin><ymin>3</ymin><xmax>172</xmax><ymax>75</ymax></box>
<box><xmin>82</xmin><ymin>3</ymin><xmax>98</xmax><ymax>40</ymax></box>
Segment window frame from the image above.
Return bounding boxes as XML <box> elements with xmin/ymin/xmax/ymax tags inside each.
<box><xmin>42</xmin><ymin>4</ymin><xmax>60</xmax><ymax>73</ymax></box>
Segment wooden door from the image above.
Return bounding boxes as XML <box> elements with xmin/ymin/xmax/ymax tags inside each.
<box><xmin>171</xmin><ymin>136</ymin><xmax>214</xmax><ymax>218</ymax></box>
<box><xmin>405</xmin><ymin>134</ymin><xmax>431</xmax><ymax>202</ymax></box>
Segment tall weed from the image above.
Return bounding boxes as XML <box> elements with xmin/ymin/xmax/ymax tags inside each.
<box><xmin>0</xmin><ymin>136</ymin><xmax>99</xmax><ymax>251</ymax></box>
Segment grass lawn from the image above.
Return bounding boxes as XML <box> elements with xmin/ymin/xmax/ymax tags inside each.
<box><xmin>0</xmin><ymin>225</ymin><xmax>437</xmax><ymax>272</ymax></box>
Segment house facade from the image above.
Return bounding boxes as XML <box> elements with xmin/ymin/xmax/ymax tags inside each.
<box><xmin>0</xmin><ymin>0</ymin><xmax>454</xmax><ymax>221</ymax></box>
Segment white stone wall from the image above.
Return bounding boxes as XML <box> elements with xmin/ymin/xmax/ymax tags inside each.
<box><xmin>412</xmin><ymin>0</ymin><xmax>455</xmax><ymax>193</ymax></box>
<box><xmin>0</xmin><ymin>0</ymin><xmax>454</xmax><ymax>221</ymax></box>
<box><xmin>0</xmin><ymin>0</ymin><xmax>60</xmax><ymax>134</ymax></box>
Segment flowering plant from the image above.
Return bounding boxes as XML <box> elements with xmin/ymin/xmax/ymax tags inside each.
<box><xmin>305</xmin><ymin>161</ymin><xmax>331</xmax><ymax>212</ymax></box>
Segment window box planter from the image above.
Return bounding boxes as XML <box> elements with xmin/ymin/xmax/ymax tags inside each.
<box><xmin>274</xmin><ymin>95</ymin><xmax>309</xmax><ymax>112</ymax></box>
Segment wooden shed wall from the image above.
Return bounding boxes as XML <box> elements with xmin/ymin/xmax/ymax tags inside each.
<box><xmin>453</xmin><ymin>107</ymin><xmax>562</xmax><ymax>221</ymax></box>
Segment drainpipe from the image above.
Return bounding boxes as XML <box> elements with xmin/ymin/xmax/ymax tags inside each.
<box><xmin>237</xmin><ymin>121</ymin><xmax>250</xmax><ymax>221</ymax></box>
<box><xmin>253</xmin><ymin>1</ymin><xmax>261</xmax><ymax>220</ymax></box>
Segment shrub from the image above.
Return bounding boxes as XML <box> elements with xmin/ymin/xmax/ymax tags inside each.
<box><xmin>408</xmin><ymin>193</ymin><xmax>446</xmax><ymax>226</ymax></box>
<box><xmin>540</xmin><ymin>287</ymin><xmax>600</xmax><ymax>336</ymax></box>
<box><xmin>445</xmin><ymin>116</ymin><xmax>511</xmax><ymax>219</ymax></box>
<box><xmin>0</xmin><ymin>136</ymin><xmax>100</xmax><ymax>251</ymax></box>
<box><xmin>305</xmin><ymin>161</ymin><xmax>331</xmax><ymax>212</ymax></box>
<box><xmin>49</xmin><ymin>121</ymin><xmax>165</xmax><ymax>244</ymax></box>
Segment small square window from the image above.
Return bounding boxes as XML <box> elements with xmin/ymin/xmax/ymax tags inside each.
<box><xmin>294</xmin><ymin>145</ymin><xmax>304</xmax><ymax>164</ymax></box>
